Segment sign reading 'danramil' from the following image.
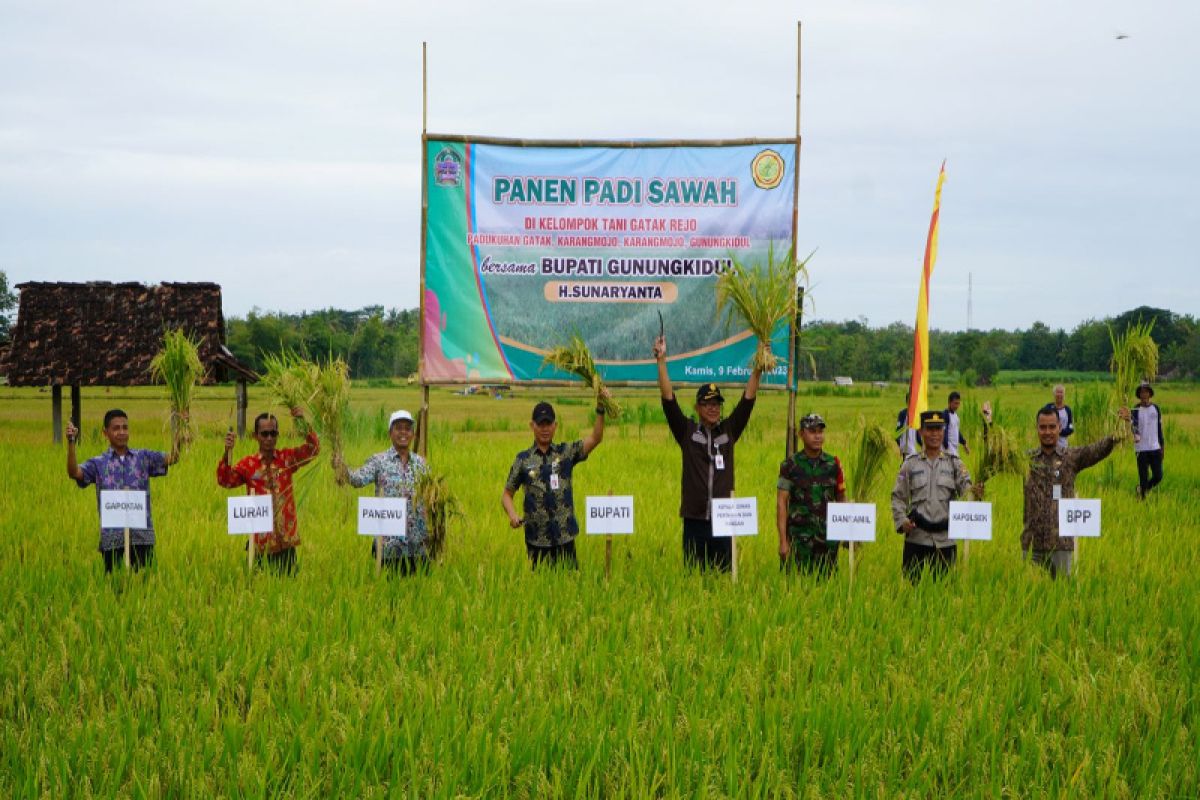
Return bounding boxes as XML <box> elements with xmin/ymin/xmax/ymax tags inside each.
<box><xmin>711</xmin><ymin>497</ymin><xmax>758</xmax><ymax>537</ymax></box>
<box><xmin>227</xmin><ymin>495</ymin><xmax>275</xmax><ymax>535</ymax></box>
<box><xmin>100</xmin><ymin>490</ymin><xmax>147</xmax><ymax>529</ymax></box>
<box><xmin>358</xmin><ymin>498</ymin><xmax>407</xmax><ymax>538</ymax></box>
<box><xmin>949</xmin><ymin>501</ymin><xmax>992</xmax><ymax>541</ymax></box>
<box><xmin>825</xmin><ymin>503</ymin><xmax>876</xmax><ymax>542</ymax></box>
<box><xmin>1058</xmin><ymin>498</ymin><xmax>1101</xmax><ymax>538</ymax></box>
<box><xmin>586</xmin><ymin>496</ymin><xmax>634</xmax><ymax>535</ymax></box>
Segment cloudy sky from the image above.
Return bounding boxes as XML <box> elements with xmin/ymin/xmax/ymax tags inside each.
<box><xmin>2</xmin><ymin>0</ymin><xmax>1196</xmax><ymax>330</ymax></box>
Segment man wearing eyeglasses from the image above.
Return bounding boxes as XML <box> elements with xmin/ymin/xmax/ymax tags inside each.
<box><xmin>218</xmin><ymin>407</ymin><xmax>318</xmax><ymax>574</ymax></box>
<box><xmin>653</xmin><ymin>334</ymin><xmax>761</xmax><ymax>572</ymax></box>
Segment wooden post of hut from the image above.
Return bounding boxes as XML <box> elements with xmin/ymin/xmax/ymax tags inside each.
<box><xmin>51</xmin><ymin>385</ymin><xmax>63</xmax><ymax>444</ymax></box>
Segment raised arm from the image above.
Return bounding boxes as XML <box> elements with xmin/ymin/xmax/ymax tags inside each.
<box><xmin>217</xmin><ymin>429</ymin><xmax>246</xmax><ymax>488</ymax></box>
<box><xmin>65</xmin><ymin>421</ymin><xmax>84</xmax><ymax>481</ymax></box>
<box><xmin>745</xmin><ymin>364</ymin><xmax>762</xmax><ymax>400</ymax></box>
<box><xmin>581</xmin><ymin>391</ymin><xmax>608</xmax><ymax>457</ymax></box>
<box><xmin>653</xmin><ymin>335</ymin><xmax>674</xmax><ymax>401</ymax></box>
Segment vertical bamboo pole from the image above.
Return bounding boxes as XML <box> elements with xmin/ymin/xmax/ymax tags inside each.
<box><xmin>417</xmin><ymin>42</ymin><xmax>431</xmax><ymax>458</ymax></box>
<box><xmin>785</xmin><ymin>20</ymin><xmax>803</xmax><ymax>460</ymax></box>
<box><xmin>376</xmin><ymin>535</ymin><xmax>384</xmax><ymax>575</ymax></box>
<box><xmin>124</xmin><ymin>527</ymin><xmax>131</xmax><ymax>569</ymax></box>
<box><xmin>52</xmin><ymin>384</ymin><xmax>63</xmax><ymax>444</ymax></box>
<box><xmin>248</xmin><ymin>535</ymin><xmax>255</xmax><ymax>571</ymax></box>
<box><xmin>605</xmin><ymin>489</ymin><xmax>613</xmax><ymax>580</ymax></box>
<box><xmin>848</xmin><ymin>541</ymin><xmax>855</xmax><ymax>588</ymax></box>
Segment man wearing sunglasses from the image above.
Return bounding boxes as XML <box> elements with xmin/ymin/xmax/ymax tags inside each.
<box><xmin>218</xmin><ymin>407</ymin><xmax>318</xmax><ymax>574</ymax></box>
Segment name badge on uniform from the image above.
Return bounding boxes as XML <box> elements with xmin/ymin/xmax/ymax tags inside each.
<box><xmin>714</xmin><ymin>454</ymin><xmax>725</xmax><ymax>471</ymax></box>
<box><xmin>1052</xmin><ymin>484</ymin><xmax>1062</xmax><ymax>500</ymax></box>
<box><xmin>550</xmin><ymin>473</ymin><xmax>561</xmax><ymax>490</ymax></box>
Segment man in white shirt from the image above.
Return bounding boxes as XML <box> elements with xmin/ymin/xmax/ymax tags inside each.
<box><xmin>1051</xmin><ymin>384</ymin><xmax>1075</xmax><ymax>449</ymax></box>
<box><xmin>943</xmin><ymin>391</ymin><xmax>969</xmax><ymax>458</ymax></box>
<box><xmin>1132</xmin><ymin>381</ymin><xmax>1165</xmax><ymax>498</ymax></box>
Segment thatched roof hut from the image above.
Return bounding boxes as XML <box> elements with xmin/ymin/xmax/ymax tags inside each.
<box><xmin>1</xmin><ymin>281</ymin><xmax>256</xmax><ymax>440</ymax></box>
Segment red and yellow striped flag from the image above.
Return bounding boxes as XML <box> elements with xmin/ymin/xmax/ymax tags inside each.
<box><xmin>907</xmin><ymin>161</ymin><xmax>947</xmax><ymax>429</ymax></box>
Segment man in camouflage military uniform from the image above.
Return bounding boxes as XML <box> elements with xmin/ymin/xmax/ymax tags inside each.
<box><xmin>891</xmin><ymin>410</ymin><xmax>976</xmax><ymax>583</ymax></box>
<box><xmin>776</xmin><ymin>413</ymin><xmax>846</xmax><ymax>576</ymax></box>
<box><xmin>1023</xmin><ymin>403</ymin><xmax>1129</xmax><ymax>578</ymax></box>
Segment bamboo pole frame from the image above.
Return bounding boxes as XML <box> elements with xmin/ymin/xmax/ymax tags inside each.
<box><xmin>417</xmin><ymin>41</ymin><xmax>431</xmax><ymax>457</ymax></box>
<box><xmin>786</xmin><ymin>21</ymin><xmax>803</xmax><ymax>459</ymax></box>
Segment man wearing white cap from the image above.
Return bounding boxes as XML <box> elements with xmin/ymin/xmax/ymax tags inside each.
<box><xmin>337</xmin><ymin>409</ymin><xmax>431</xmax><ymax>575</ymax></box>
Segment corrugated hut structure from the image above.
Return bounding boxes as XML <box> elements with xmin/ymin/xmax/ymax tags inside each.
<box><xmin>1</xmin><ymin>281</ymin><xmax>257</xmax><ymax>441</ymax></box>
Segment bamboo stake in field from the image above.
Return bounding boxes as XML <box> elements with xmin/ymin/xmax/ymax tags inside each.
<box><xmin>124</xmin><ymin>527</ymin><xmax>131</xmax><ymax>569</ymax></box>
<box><xmin>605</xmin><ymin>490</ymin><xmax>614</xmax><ymax>581</ymax></box>
<box><xmin>376</xmin><ymin>535</ymin><xmax>384</xmax><ymax>576</ymax></box>
<box><xmin>247</xmin><ymin>535</ymin><xmax>255</xmax><ymax>572</ymax></box>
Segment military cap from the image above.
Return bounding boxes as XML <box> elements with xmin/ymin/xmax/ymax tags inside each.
<box><xmin>799</xmin><ymin>413</ymin><xmax>826</xmax><ymax>430</ymax></box>
<box><xmin>919</xmin><ymin>410</ymin><xmax>947</xmax><ymax>428</ymax></box>
<box><xmin>695</xmin><ymin>383</ymin><xmax>725</xmax><ymax>404</ymax></box>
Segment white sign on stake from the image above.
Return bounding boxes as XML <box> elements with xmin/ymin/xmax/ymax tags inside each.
<box><xmin>826</xmin><ymin>502</ymin><xmax>877</xmax><ymax>542</ymax></box>
<box><xmin>227</xmin><ymin>495</ymin><xmax>275</xmax><ymax>535</ymax></box>
<box><xmin>358</xmin><ymin>497</ymin><xmax>408</xmax><ymax>538</ymax></box>
<box><xmin>711</xmin><ymin>497</ymin><xmax>758</xmax><ymax>537</ymax></box>
<box><xmin>586</xmin><ymin>496</ymin><xmax>634</xmax><ymax>535</ymax></box>
<box><xmin>949</xmin><ymin>501</ymin><xmax>993</xmax><ymax>541</ymax></box>
<box><xmin>1058</xmin><ymin>498</ymin><xmax>1101</xmax><ymax>538</ymax></box>
<box><xmin>100</xmin><ymin>490</ymin><xmax>147</xmax><ymax>529</ymax></box>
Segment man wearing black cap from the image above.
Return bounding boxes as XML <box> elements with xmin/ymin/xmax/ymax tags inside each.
<box><xmin>653</xmin><ymin>334</ymin><xmax>761</xmax><ymax>571</ymax></box>
<box><xmin>501</xmin><ymin>397</ymin><xmax>608</xmax><ymax>569</ymax></box>
<box><xmin>777</xmin><ymin>413</ymin><xmax>846</xmax><ymax>577</ymax></box>
<box><xmin>1132</xmin><ymin>381</ymin><xmax>1164</xmax><ymax>498</ymax></box>
<box><xmin>890</xmin><ymin>409</ymin><xmax>976</xmax><ymax>582</ymax></box>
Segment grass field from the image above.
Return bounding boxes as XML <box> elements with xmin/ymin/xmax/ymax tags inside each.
<box><xmin>1</xmin><ymin>381</ymin><xmax>1197</xmax><ymax>797</ymax></box>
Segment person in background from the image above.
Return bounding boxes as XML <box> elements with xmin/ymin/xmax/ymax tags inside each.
<box><xmin>1051</xmin><ymin>384</ymin><xmax>1075</xmax><ymax>449</ymax></box>
<box><xmin>891</xmin><ymin>410</ymin><xmax>976</xmax><ymax>583</ymax></box>
<box><xmin>777</xmin><ymin>413</ymin><xmax>847</xmax><ymax>577</ymax></box>
<box><xmin>1132</xmin><ymin>381</ymin><xmax>1165</xmax><ymax>499</ymax></box>
<box><xmin>337</xmin><ymin>409</ymin><xmax>431</xmax><ymax>575</ymax></box>
<box><xmin>218</xmin><ymin>408</ymin><xmax>317</xmax><ymax>575</ymax></box>
<box><xmin>654</xmin><ymin>334</ymin><xmax>761</xmax><ymax>572</ymax></box>
<box><xmin>66</xmin><ymin>409</ymin><xmax>177</xmax><ymax>573</ymax></box>
<box><xmin>1022</xmin><ymin>403</ymin><xmax>1129</xmax><ymax>578</ymax></box>
<box><xmin>896</xmin><ymin>390</ymin><xmax>921</xmax><ymax>460</ymax></box>
<box><xmin>943</xmin><ymin>391</ymin><xmax>970</xmax><ymax>458</ymax></box>
<box><xmin>502</xmin><ymin>397</ymin><xmax>608</xmax><ymax>570</ymax></box>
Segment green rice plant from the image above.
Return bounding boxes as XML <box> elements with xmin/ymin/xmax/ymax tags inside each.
<box><xmin>414</xmin><ymin>469</ymin><xmax>461</xmax><ymax>562</ymax></box>
<box><xmin>844</xmin><ymin>414</ymin><xmax>892</xmax><ymax>502</ymax></box>
<box><xmin>1109</xmin><ymin>319</ymin><xmax>1158</xmax><ymax>436</ymax></box>
<box><xmin>714</xmin><ymin>246</ymin><xmax>812</xmax><ymax>372</ymax></box>
<box><xmin>307</xmin><ymin>357</ymin><xmax>351</xmax><ymax>469</ymax></box>
<box><xmin>259</xmin><ymin>349</ymin><xmax>316</xmax><ymax>434</ymax></box>
<box><xmin>542</xmin><ymin>334</ymin><xmax>622</xmax><ymax>418</ymax></box>
<box><xmin>148</xmin><ymin>328</ymin><xmax>204</xmax><ymax>452</ymax></box>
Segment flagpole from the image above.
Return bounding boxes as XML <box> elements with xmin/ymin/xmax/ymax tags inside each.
<box><xmin>786</xmin><ymin>20</ymin><xmax>803</xmax><ymax>459</ymax></box>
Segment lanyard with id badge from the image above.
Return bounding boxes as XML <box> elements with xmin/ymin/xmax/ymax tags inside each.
<box><xmin>713</xmin><ymin>441</ymin><xmax>725</xmax><ymax>471</ymax></box>
<box><xmin>549</xmin><ymin>457</ymin><xmax>561</xmax><ymax>491</ymax></box>
<box><xmin>1052</xmin><ymin>459</ymin><xmax>1062</xmax><ymax>500</ymax></box>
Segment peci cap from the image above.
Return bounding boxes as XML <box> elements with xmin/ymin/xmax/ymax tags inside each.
<box><xmin>919</xmin><ymin>410</ymin><xmax>947</xmax><ymax>428</ymax></box>
<box><xmin>389</xmin><ymin>409</ymin><xmax>415</xmax><ymax>428</ymax></box>
<box><xmin>531</xmin><ymin>401</ymin><xmax>556</xmax><ymax>423</ymax></box>
<box><xmin>799</xmin><ymin>413</ymin><xmax>826</xmax><ymax>430</ymax></box>
<box><xmin>695</xmin><ymin>383</ymin><xmax>725</xmax><ymax>404</ymax></box>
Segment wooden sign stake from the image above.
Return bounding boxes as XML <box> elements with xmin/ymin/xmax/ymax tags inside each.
<box><xmin>123</xmin><ymin>527</ymin><xmax>131</xmax><ymax>569</ymax></box>
<box><xmin>376</xmin><ymin>535</ymin><xmax>384</xmax><ymax>575</ymax></box>
<box><xmin>848</xmin><ymin>541</ymin><xmax>856</xmax><ymax>588</ymax></box>
<box><xmin>248</xmin><ymin>535</ymin><xmax>255</xmax><ymax>571</ymax></box>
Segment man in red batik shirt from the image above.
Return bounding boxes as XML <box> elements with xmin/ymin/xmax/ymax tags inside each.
<box><xmin>218</xmin><ymin>407</ymin><xmax>318</xmax><ymax>574</ymax></box>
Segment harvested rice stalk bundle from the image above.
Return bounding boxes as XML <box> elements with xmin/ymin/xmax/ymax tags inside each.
<box><xmin>415</xmin><ymin>469</ymin><xmax>462</xmax><ymax>562</ymax></box>
<box><xmin>969</xmin><ymin>402</ymin><xmax>1027</xmax><ymax>485</ymax></box>
<box><xmin>1109</xmin><ymin>320</ymin><xmax>1157</xmax><ymax>437</ymax></box>
<box><xmin>845</xmin><ymin>415</ymin><xmax>892</xmax><ymax>503</ymax></box>
<box><xmin>714</xmin><ymin>247</ymin><xmax>812</xmax><ymax>373</ymax></box>
<box><xmin>542</xmin><ymin>334</ymin><xmax>622</xmax><ymax>418</ymax></box>
<box><xmin>149</xmin><ymin>328</ymin><xmax>204</xmax><ymax>452</ymax></box>
<box><xmin>308</xmin><ymin>358</ymin><xmax>351</xmax><ymax>469</ymax></box>
<box><xmin>260</xmin><ymin>350</ymin><xmax>317</xmax><ymax>435</ymax></box>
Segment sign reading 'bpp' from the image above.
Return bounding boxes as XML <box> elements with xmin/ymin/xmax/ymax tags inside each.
<box><xmin>949</xmin><ymin>501</ymin><xmax>993</xmax><ymax>541</ymax></box>
<box><xmin>825</xmin><ymin>503</ymin><xmax>876</xmax><ymax>542</ymax></box>
<box><xmin>358</xmin><ymin>497</ymin><xmax>408</xmax><ymax>538</ymax></box>
<box><xmin>1058</xmin><ymin>498</ymin><xmax>1101</xmax><ymax>538</ymax></box>
<box><xmin>711</xmin><ymin>497</ymin><xmax>758</xmax><ymax>537</ymax></box>
<box><xmin>586</xmin><ymin>496</ymin><xmax>634</xmax><ymax>535</ymax></box>
<box><xmin>99</xmin><ymin>490</ymin><xmax>147</xmax><ymax>529</ymax></box>
<box><xmin>227</xmin><ymin>495</ymin><xmax>275</xmax><ymax>535</ymax></box>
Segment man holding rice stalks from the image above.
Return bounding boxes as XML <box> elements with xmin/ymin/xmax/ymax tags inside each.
<box><xmin>337</xmin><ymin>410</ymin><xmax>431</xmax><ymax>575</ymax></box>
<box><xmin>502</xmin><ymin>398</ymin><xmax>608</xmax><ymax>570</ymax></box>
<box><xmin>66</xmin><ymin>410</ymin><xmax>177</xmax><ymax>573</ymax></box>
<box><xmin>1132</xmin><ymin>382</ymin><xmax>1165</xmax><ymax>499</ymax></box>
<box><xmin>654</xmin><ymin>334</ymin><xmax>761</xmax><ymax>572</ymax></box>
<box><xmin>218</xmin><ymin>407</ymin><xmax>317</xmax><ymax>575</ymax></box>
<box><xmin>1023</xmin><ymin>403</ymin><xmax>1130</xmax><ymax>578</ymax></box>
<box><xmin>776</xmin><ymin>413</ymin><xmax>846</xmax><ymax>577</ymax></box>
<box><xmin>891</xmin><ymin>410</ymin><xmax>977</xmax><ymax>583</ymax></box>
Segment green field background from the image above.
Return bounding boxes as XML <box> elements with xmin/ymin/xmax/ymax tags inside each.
<box><xmin>1</xmin><ymin>382</ymin><xmax>1197</xmax><ymax>797</ymax></box>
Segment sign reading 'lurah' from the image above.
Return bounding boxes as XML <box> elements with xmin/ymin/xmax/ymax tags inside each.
<box><xmin>586</xmin><ymin>496</ymin><xmax>634</xmax><ymax>535</ymax></box>
<box><xmin>358</xmin><ymin>497</ymin><xmax>408</xmax><ymax>538</ymax></box>
<box><xmin>100</xmin><ymin>490</ymin><xmax>147</xmax><ymax>529</ymax></box>
<box><xmin>227</xmin><ymin>495</ymin><xmax>275</xmax><ymax>535</ymax></box>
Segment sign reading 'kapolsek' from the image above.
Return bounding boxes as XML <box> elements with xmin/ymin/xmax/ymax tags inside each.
<box><xmin>948</xmin><ymin>501</ymin><xmax>993</xmax><ymax>541</ymax></box>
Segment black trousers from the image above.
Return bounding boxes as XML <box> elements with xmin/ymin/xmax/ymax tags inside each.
<box><xmin>257</xmin><ymin>547</ymin><xmax>297</xmax><ymax>575</ymax></box>
<box><xmin>901</xmin><ymin>541</ymin><xmax>957</xmax><ymax>583</ymax></box>
<box><xmin>683</xmin><ymin>517</ymin><xmax>732</xmax><ymax>573</ymax></box>
<box><xmin>1137</xmin><ymin>449</ymin><xmax>1164</xmax><ymax>496</ymax></box>
<box><xmin>102</xmin><ymin>544</ymin><xmax>154</xmax><ymax>574</ymax></box>
<box><xmin>526</xmin><ymin>540</ymin><xmax>578</xmax><ymax>570</ymax></box>
<box><xmin>382</xmin><ymin>555</ymin><xmax>431</xmax><ymax>577</ymax></box>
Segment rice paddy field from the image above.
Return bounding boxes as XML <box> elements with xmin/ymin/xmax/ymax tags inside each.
<box><xmin>1</xmin><ymin>381</ymin><xmax>1197</xmax><ymax>798</ymax></box>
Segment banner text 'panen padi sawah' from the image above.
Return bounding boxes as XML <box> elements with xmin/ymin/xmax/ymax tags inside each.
<box><xmin>422</xmin><ymin>140</ymin><xmax>797</xmax><ymax>385</ymax></box>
